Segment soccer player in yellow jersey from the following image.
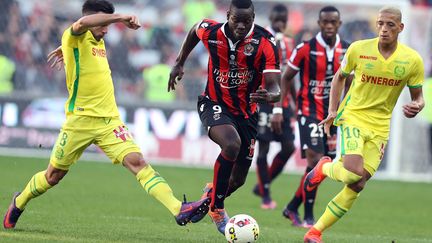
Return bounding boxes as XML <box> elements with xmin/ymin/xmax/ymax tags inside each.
<box><xmin>3</xmin><ymin>0</ymin><xmax>210</xmax><ymax>229</ymax></box>
<box><xmin>303</xmin><ymin>6</ymin><xmax>425</xmax><ymax>243</ymax></box>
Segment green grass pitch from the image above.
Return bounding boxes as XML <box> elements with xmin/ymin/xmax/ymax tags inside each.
<box><xmin>0</xmin><ymin>156</ymin><xmax>431</xmax><ymax>242</ymax></box>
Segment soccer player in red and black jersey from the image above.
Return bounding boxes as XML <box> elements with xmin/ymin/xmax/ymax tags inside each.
<box><xmin>168</xmin><ymin>0</ymin><xmax>281</xmax><ymax>235</ymax></box>
<box><xmin>253</xmin><ymin>4</ymin><xmax>296</xmax><ymax>210</ymax></box>
<box><xmin>280</xmin><ymin>6</ymin><xmax>350</xmax><ymax>228</ymax></box>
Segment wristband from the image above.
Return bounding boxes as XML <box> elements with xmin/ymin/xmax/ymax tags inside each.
<box><xmin>272</xmin><ymin>107</ymin><xmax>283</xmax><ymax>114</ymax></box>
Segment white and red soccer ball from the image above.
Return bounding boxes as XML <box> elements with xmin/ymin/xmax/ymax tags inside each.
<box><xmin>224</xmin><ymin>214</ymin><xmax>259</xmax><ymax>243</ymax></box>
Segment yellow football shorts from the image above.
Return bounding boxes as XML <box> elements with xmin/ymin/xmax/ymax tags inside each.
<box><xmin>50</xmin><ymin>115</ymin><xmax>141</xmax><ymax>170</ymax></box>
<box><xmin>337</xmin><ymin>124</ymin><xmax>388</xmax><ymax>176</ymax></box>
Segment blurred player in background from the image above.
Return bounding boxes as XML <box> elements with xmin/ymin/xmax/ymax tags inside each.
<box><xmin>253</xmin><ymin>4</ymin><xmax>296</xmax><ymax>210</ymax></box>
<box><xmin>280</xmin><ymin>6</ymin><xmax>350</xmax><ymax>228</ymax></box>
<box><xmin>304</xmin><ymin>6</ymin><xmax>425</xmax><ymax>243</ymax></box>
<box><xmin>168</xmin><ymin>0</ymin><xmax>281</xmax><ymax>235</ymax></box>
<box><xmin>3</xmin><ymin>0</ymin><xmax>210</xmax><ymax>230</ymax></box>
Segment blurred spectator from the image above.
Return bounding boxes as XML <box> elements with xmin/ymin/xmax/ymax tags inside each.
<box><xmin>0</xmin><ymin>0</ymin><xmax>23</xmax><ymax>58</ymax></box>
<box><xmin>182</xmin><ymin>57</ymin><xmax>206</xmax><ymax>101</ymax></box>
<box><xmin>294</xmin><ymin>28</ymin><xmax>315</xmax><ymax>44</ymax></box>
<box><xmin>182</xmin><ymin>0</ymin><xmax>216</xmax><ymax>29</ymax></box>
<box><xmin>340</xmin><ymin>20</ymin><xmax>375</xmax><ymax>43</ymax></box>
<box><xmin>0</xmin><ymin>55</ymin><xmax>15</xmax><ymax>93</ymax></box>
<box><xmin>1</xmin><ymin>0</ymin><xmax>429</xmax><ymax>105</ymax></box>
<box><xmin>142</xmin><ymin>63</ymin><xmax>173</xmax><ymax>103</ymax></box>
<box><xmin>412</xmin><ymin>0</ymin><xmax>432</xmax><ymax>7</ymax></box>
<box><xmin>148</xmin><ymin>26</ymin><xmax>174</xmax><ymax>50</ymax></box>
<box><xmin>140</xmin><ymin>60</ymin><xmax>185</xmax><ymax>103</ymax></box>
<box><xmin>109</xmin><ymin>27</ymin><xmax>141</xmax><ymax>98</ymax></box>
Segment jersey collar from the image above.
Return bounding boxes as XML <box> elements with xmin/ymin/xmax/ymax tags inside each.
<box><xmin>316</xmin><ymin>32</ymin><xmax>340</xmax><ymax>49</ymax></box>
<box><xmin>316</xmin><ymin>32</ymin><xmax>340</xmax><ymax>61</ymax></box>
<box><xmin>221</xmin><ymin>22</ymin><xmax>255</xmax><ymax>51</ymax></box>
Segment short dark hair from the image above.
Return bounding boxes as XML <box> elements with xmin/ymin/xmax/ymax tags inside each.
<box><xmin>230</xmin><ymin>0</ymin><xmax>253</xmax><ymax>10</ymax></box>
<box><xmin>319</xmin><ymin>6</ymin><xmax>340</xmax><ymax>18</ymax></box>
<box><xmin>271</xmin><ymin>4</ymin><xmax>288</xmax><ymax>13</ymax></box>
<box><xmin>82</xmin><ymin>0</ymin><xmax>115</xmax><ymax>15</ymax></box>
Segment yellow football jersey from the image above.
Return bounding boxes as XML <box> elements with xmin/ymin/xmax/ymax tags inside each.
<box><xmin>61</xmin><ymin>27</ymin><xmax>119</xmax><ymax>117</ymax></box>
<box><xmin>335</xmin><ymin>38</ymin><xmax>424</xmax><ymax>137</ymax></box>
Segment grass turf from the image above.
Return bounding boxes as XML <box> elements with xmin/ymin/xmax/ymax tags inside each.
<box><xmin>0</xmin><ymin>156</ymin><xmax>431</xmax><ymax>242</ymax></box>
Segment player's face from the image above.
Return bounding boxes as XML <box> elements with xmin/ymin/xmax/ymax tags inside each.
<box><xmin>227</xmin><ymin>7</ymin><xmax>255</xmax><ymax>40</ymax></box>
<box><xmin>376</xmin><ymin>12</ymin><xmax>404</xmax><ymax>45</ymax></box>
<box><xmin>83</xmin><ymin>11</ymin><xmax>109</xmax><ymax>41</ymax></box>
<box><xmin>90</xmin><ymin>25</ymin><xmax>109</xmax><ymax>41</ymax></box>
<box><xmin>318</xmin><ymin>11</ymin><xmax>341</xmax><ymax>41</ymax></box>
<box><xmin>269</xmin><ymin>11</ymin><xmax>287</xmax><ymax>33</ymax></box>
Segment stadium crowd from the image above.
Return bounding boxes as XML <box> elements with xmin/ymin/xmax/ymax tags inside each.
<box><xmin>0</xmin><ymin>0</ymin><xmax>429</xmax><ymax>104</ymax></box>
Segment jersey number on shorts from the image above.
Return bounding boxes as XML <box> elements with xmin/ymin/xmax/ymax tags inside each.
<box><xmin>212</xmin><ymin>105</ymin><xmax>222</xmax><ymax>120</ymax></box>
<box><xmin>258</xmin><ymin>112</ymin><xmax>273</xmax><ymax>127</ymax></box>
<box><xmin>343</xmin><ymin>127</ymin><xmax>360</xmax><ymax>139</ymax></box>
<box><xmin>213</xmin><ymin>105</ymin><xmax>222</xmax><ymax>114</ymax></box>
<box><xmin>309</xmin><ymin>123</ymin><xmax>324</xmax><ymax>138</ymax></box>
<box><xmin>59</xmin><ymin>132</ymin><xmax>68</xmax><ymax>146</ymax></box>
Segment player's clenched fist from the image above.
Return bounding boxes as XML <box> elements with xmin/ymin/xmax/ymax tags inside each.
<box><xmin>121</xmin><ymin>14</ymin><xmax>141</xmax><ymax>29</ymax></box>
<box><xmin>403</xmin><ymin>101</ymin><xmax>422</xmax><ymax>118</ymax></box>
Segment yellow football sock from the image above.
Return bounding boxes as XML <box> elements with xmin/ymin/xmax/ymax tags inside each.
<box><xmin>136</xmin><ymin>165</ymin><xmax>182</xmax><ymax>216</ymax></box>
<box><xmin>15</xmin><ymin>171</ymin><xmax>53</xmax><ymax>210</ymax></box>
<box><xmin>314</xmin><ymin>186</ymin><xmax>359</xmax><ymax>232</ymax></box>
<box><xmin>323</xmin><ymin>161</ymin><xmax>362</xmax><ymax>184</ymax></box>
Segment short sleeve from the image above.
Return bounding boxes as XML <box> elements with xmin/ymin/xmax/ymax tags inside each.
<box><xmin>262</xmin><ymin>36</ymin><xmax>280</xmax><ymax>73</ymax></box>
<box><xmin>407</xmin><ymin>54</ymin><xmax>424</xmax><ymax>88</ymax></box>
<box><xmin>340</xmin><ymin>42</ymin><xmax>357</xmax><ymax>76</ymax></box>
<box><xmin>195</xmin><ymin>19</ymin><xmax>218</xmax><ymax>40</ymax></box>
<box><xmin>288</xmin><ymin>42</ymin><xmax>307</xmax><ymax>71</ymax></box>
<box><xmin>61</xmin><ymin>26</ymin><xmax>86</xmax><ymax>48</ymax></box>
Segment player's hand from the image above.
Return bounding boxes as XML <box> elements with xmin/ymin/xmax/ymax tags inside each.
<box><xmin>270</xmin><ymin>113</ymin><xmax>284</xmax><ymax>135</ymax></box>
<box><xmin>121</xmin><ymin>15</ymin><xmax>141</xmax><ymax>30</ymax></box>
<box><xmin>168</xmin><ymin>64</ymin><xmax>184</xmax><ymax>92</ymax></box>
<box><xmin>403</xmin><ymin>101</ymin><xmax>421</xmax><ymax>118</ymax></box>
<box><xmin>250</xmin><ymin>87</ymin><xmax>269</xmax><ymax>103</ymax></box>
<box><xmin>319</xmin><ymin>111</ymin><xmax>337</xmax><ymax>137</ymax></box>
<box><xmin>47</xmin><ymin>45</ymin><xmax>64</xmax><ymax>70</ymax></box>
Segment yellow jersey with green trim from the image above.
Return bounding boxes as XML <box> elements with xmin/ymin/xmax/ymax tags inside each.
<box><xmin>61</xmin><ymin>27</ymin><xmax>119</xmax><ymax>117</ymax></box>
<box><xmin>335</xmin><ymin>38</ymin><xmax>424</xmax><ymax>137</ymax></box>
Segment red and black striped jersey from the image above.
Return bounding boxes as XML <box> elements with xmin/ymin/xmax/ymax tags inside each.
<box><xmin>288</xmin><ymin>33</ymin><xmax>350</xmax><ymax>121</ymax></box>
<box><xmin>196</xmin><ymin>19</ymin><xmax>280</xmax><ymax>119</ymax></box>
<box><xmin>266</xmin><ymin>27</ymin><xmax>295</xmax><ymax>108</ymax></box>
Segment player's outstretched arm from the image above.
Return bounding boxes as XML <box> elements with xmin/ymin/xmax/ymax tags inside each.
<box><xmin>168</xmin><ymin>23</ymin><xmax>200</xmax><ymax>92</ymax></box>
<box><xmin>403</xmin><ymin>87</ymin><xmax>424</xmax><ymax>118</ymax></box>
<box><xmin>72</xmin><ymin>13</ymin><xmax>140</xmax><ymax>35</ymax></box>
<box><xmin>319</xmin><ymin>68</ymin><xmax>347</xmax><ymax>137</ymax></box>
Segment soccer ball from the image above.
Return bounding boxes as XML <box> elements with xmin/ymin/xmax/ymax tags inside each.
<box><xmin>224</xmin><ymin>214</ymin><xmax>259</xmax><ymax>243</ymax></box>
